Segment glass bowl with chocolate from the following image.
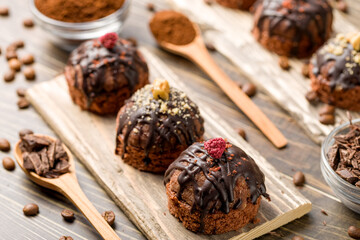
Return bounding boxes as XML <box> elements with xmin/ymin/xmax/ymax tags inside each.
<box><xmin>321</xmin><ymin>119</ymin><xmax>360</xmax><ymax>213</ymax></box>
<box><xmin>29</xmin><ymin>0</ymin><xmax>131</xmax><ymax>50</ymax></box>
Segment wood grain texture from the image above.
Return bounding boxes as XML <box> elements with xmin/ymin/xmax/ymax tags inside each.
<box><xmin>168</xmin><ymin>0</ymin><xmax>359</xmax><ymax>144</ymax></box>
<box><xmin>26</xmin><ymin>47</ymin><xmax>311</xmax><ymax>240</ymax></box>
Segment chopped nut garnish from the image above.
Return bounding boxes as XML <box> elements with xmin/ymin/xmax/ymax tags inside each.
<box><xmin>350</xmin><ymin>33</ymin><xmax>360</xmax><ymax>51</ymax></box>
<box><xmin>152</xmin><ymin>78</ymin><xmax>170</xmax><ymax>100</ymax></box>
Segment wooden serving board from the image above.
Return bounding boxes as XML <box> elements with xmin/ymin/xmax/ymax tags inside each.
<box><xmin>26</xmin><ymin>47</ymin><xmax>311</xmax><ymax>240</ymax></box>
<box><xmin>168</xmin><ymin>0</ymin><xmax>359</xmax><ymax>144</ymax></box>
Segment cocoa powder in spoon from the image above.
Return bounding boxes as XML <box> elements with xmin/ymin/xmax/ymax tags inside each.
<box><xmin>149</xmin><ymin>11</ymin><xmax>196</xmax><ymax>45</ymax></box>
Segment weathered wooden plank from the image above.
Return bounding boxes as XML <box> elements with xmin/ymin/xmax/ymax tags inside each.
<box><xmin>26</xmin><ymin>47</ymin><xmax>311</xmax><ymax>240</ymax></box>
<box><xmin>168</xmin><ymin>0</ymin><xmax>359</xmax><ymax>144</ymax></box>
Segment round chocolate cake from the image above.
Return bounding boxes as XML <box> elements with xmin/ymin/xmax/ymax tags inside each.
<box><xmin>252</xmin><ymin>0</ymin><xmax>333</xmax><ymax>58</ymax></box>
<box><xmin>65</xmin><ymin>33</ymin><xmax>149</xmax><ymax>115</ymax></box>
<box><xmin>115</xmin><ymin>79</ymin><xmax>205</xmax><ymax>173</ymax></box>
<box><xmin>215</xmin><ymin>0</ymin><xmax>256</xmax><ymax>10</ymax></box>
<box><xmin>164</xmin><ymin>138</ymin><xmax>269</xmax><ymax>234</ymax></box>
<box><xmin>309</xmin><ymin>33</ymin><xmax>360</xmax><ymax>111</ymax></box>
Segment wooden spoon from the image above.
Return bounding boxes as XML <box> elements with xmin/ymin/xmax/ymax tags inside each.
<box><xmin>152</xmin><ymin>21</ymin><xmax>287</xmax><ymax>148</ymax></box>
<box><xmin>14</xmin><ymin>135</ymin><xmax>121</xmax><ymax>240</ymax></box>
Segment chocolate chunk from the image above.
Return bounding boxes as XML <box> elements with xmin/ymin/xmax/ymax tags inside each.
<box><xmin>61</xmin><ymin>209</ymin><xmax>75</xmax><ymax>222</ymax></box>
<box><xmin>319</xmin><ymin>114</ymin><xmax>335</xmax><ymax>125</ymax></box>
<box><xmin>102</xmin><ymin>211</ymin><xmax>115</xmax><ymax>226</ymax></box>
<box><xmin>327</xmin><ymin>145</ymin><xmax>339</xmax><ymax>169</ymax></box>
<box><xmin>292</xmin><ymin>236</ymin><xmax>304</xmax><ymax>240</ymax></box>
<box><xmin>3</xmin><ymin>70</ymin><xmax>15</xmax><ymax>82</ymax></box>
<box><xmin>23</xmin><ymin>18</ymin><xmax>34</xmax><ymax>28</ymax></box>
<box><xmin>47</xmin><ymin>142</ymin><xmax>56</xmax><ymax>168</ymax></box>
<box><xmin>0</xmin><ymin>138</ymin><xmax>11</xmax><ymax>152</ymax></box>
<box><xmin>241</xmin><ymin>83</ymin><xmax>257</xmax><ymax>97</ymax></box>
<box><xmin>9</xmin><ymin>58</ymin><xmax>21</xmax><ymax>71</ymax></box>
<box><xmin>336</xmin><ymin>169</ymin><xmax>358</xmax><ymax>184</ymax></box>
<box><xmin>23</xmin><ymin>67</ymin><xmax>36</xmax><ymax>80</ymax></box>
<box><xmin>16</xmin><ymin>88</ymin><xmax>27</xmax><ymax>97</ymax></box>
<box><xmin>2</xmin><ymin>157</ymin><xmax>15</xmax><ymax>171</ymax></box>
<box><xmin>279</xmin><ymin>56</ymin><xmax>290</xmax><ymax>70</ymax></box>
<box><xmin>21</xmin><ymin>135</ymin><xmax>50</xmax><ymax>152</ymax></box>
<box><xmin>348</xmin><ymin>226</ymin><xmax>360</xmax><ymax>239</ymax></box>
<box><xmin>293</xmin><ymin>171</ymin><xmax>305</xmax><ymax>186</ymax></box>
<box><xmin>28</xmin><ymin>152</ymin><xmax>43</xmax><ymax>176</ymax></box>
<box><xmin>59</xmin><ymin>237</ymin><xmax>73</xmax><ymax>240</ymax></box>
<box><xmin>39</xmin><ymin>148</ymin><xmax>50</xmax><ymax>174</ymax></box>
<box><xmin>0</xmin><ymin>7</ymin><xmax>9</xmax><ymax>16</ymax></box>
<box><xmin>17</xmin><ymin>97</ymin><xmax>30</xmax><ymax>109</ymax></box>
<box><xmin>19</xmin><ymin>129</ymin><xmax>33</xmax><ymax>138</ymax></box>
<box><xmin>236</xmin><ymin>128</ymin><xmax>247</xmax><ymax>140</ymax></box>
<box><xmin>23</xmin><ymin>203</ymin><xmax>39</xmax><ymax>216</ymax></box>
<box><xmin>21</xmin><ymin>54</ymin><xmax>35</xmax><ymax>65</ymax></box>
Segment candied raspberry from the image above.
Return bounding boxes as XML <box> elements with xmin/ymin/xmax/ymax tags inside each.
<box><xmin>99</xmin><ymin>33</ymin><xmax>118</xmax><ymax>49</ymax></box>
<box><xmin>204</xmin><ymin>138</ymin><xmax>226</xmax><ymax>159</ymax></box>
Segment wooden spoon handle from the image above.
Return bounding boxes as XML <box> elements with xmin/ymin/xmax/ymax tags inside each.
<box><xmin>187</xmin><ymin>43</ymin><xmax>287</xmax><ymax>148</ymax></box>
<box><xmin>59</xmin><ymin>174</ymin><xmax>121</xmax><ymax>240</ymax></box>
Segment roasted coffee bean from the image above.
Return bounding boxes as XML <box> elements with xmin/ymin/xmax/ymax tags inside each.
<box><xmin>305</xmin><ymin>91</ymin><xmax>318</xmax><ymax>103</ymax></box>
<box><xmin>102</xmin><ymin>210</ymin><xmax>115</xmax><ymax>226</ymax></box>
<box><xmin>61</xmin><ymin>209</ymin><xmax>75</xmax><ymax>222</ymax></box>
<box><xmin>204</xmin><ymin>0</ymin><xmax>213</xmax><ymax>5</ymax></box>
<box><xmin>302</xmin><ymin>63</ymin><xmax>310</xmax><ymax>78</ymax></box>
<box><xmin>337</xmin><ymin>1</ymin><xmax>348</xmax><ymax>13</ymax></box>
<box><xmin>147</xmin><ymin>3</ymin><xmax>155</xmax><ymax>12</ymax></box>
<box><xmin>0</xmin><ymin>7</ymin><xmax>9</xmax><ymax>16</ymax></box>
<box><xmin>321</xmin><ymin>209</ymin><xmax>328</xmax><ymax>216</ymax></box>
<box><xmin>23</xmin><ymin>18</ymin><xmax>34</xmax><ymax>28</ymax></box>
<box><xmin>348</xmin><ymin>226</ymin><xmax>360</xmax><ymax>239</ymax></box>
<box><xmin>126</xmin><ymin>37</ymin><xmax>138</xmax><ymax>47</ymax></box>
<box><xmin>6</xmin><ymin>51</ymin><xmax>17</xmax><ymax>60</ymax></box>
<box><xmin>241</xmin><ymin>83</ymin><xmax>257</xmax><ymax>97</ymax></box>
<box><xmin>13</xmin><ymin>40</ymin><xmax>24</xmax><ymax>49</ymax></box>
<box><xmin>279</xmin><ymin>56</ymin><xmax>290</xmax><ymax>70</ymax></box>
<box><xmin>9</xmin><ymin>58</ymin><xmax>22</xmax><ymax>71</ymax></box>
<box><xmin>319</xmin><ymin>105</ymin><xmax>335</xmax><ymax>116</ymax></box>
<box><xmin>205</xmin><ymin>42</ymin><xmax>216</xmax><ymax>51</ymax></box>
<box><xmin>0</xmin><ymin>47</ymin><xmax>2</xmax><ymax>55</ymax></box>
<box><xmin>21</xmin><ymin>54</ymin><xmax>35</xmax><ymax>65</ymax></box>
<box><xmin>3</xmin><ymin>70</ymin><xmax>15</xmax><ymax>82</ymax></box>
<box><xmin>23</xmin><ymin>203</ymin><xmax>39</xmax><ymax>216</ymax></box>
<box><xmin>19</xmin><ymin>129</ymin><xmax>33</xmax><ymax>138</ymax></box>
<box><xmin>293</xmin><ymin>171</ymin><xmax>305</xmax><ymax>186</ymax></box>
<box><xmin>2</xmin><ymin>157</ymin><xmax>15</xmax><ymax>171</ymax></box>
<box><xmin>0</xmin><ymin>138</ymin><xmax>11</xmax><ymax>152</ymax></box>
<box><xmin>292</xmin><ymin>236</ymin><xmax>304</xmax><ymax>240</ymax></box>
<box><xmin>24</xmin><ymin>67</ymin><xmax>36</xmax><ymax>80</ymax></box>
<box><xmin>16</xmin><ymin>87</ymin><xmax>27</xmax><ymax>97</ymax></box>
<box><xmin>59</xmin><ymin>236</ymin><xmax>73</xmax><ymax>240</ymax></box>
<box><xmin>319</xmin><ymin>114</ymin><xmax>335</xmax><ymax>125</ymax></box>
<box><xmin>237</xmin><ymin>128</ymin><xmax>247</xmax><ymax>140</ymax></box>
<box><xmin>17</xmin><ymin>97</ymin><xmax>30</xmax><ymax>109</ymax></box>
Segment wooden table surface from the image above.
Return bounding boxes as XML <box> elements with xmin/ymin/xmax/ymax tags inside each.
<box><xmin>0</xmin><ymin>0</ymin><xmax>359</xmax><ymax>239</ymax></box>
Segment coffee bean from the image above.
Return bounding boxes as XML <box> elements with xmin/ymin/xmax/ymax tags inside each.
<box><xmin>59</xmin><ymin>236</ymin><xmax>73</xmax><ymax>240</ymax></box>
<box><xmin>17</xmin><ymin>97</ymin><xmax>30</xmax><ymax>109</ymax></box>
<box><xmin>0</xmin><ymin>7</ymin><xmax>9</xmax><ymax>16</ymax></box>
<box><xmin>2</xmin><ymin>157</ymin><xmax>15</xmax><ymax>171</ymax></box>
<box><xmin>293</xmin><ymin>171</ymin><xmax>305</xmax><ymax>186</ymax></box>
<box><xmin>279</xmin><ymin>56</ymin><xmax>290</xmax><ymax>70</ymax></box>
<box><xmin>237</xmin><ymin>128</ymin><xmax>247</xmax><ymax>140</ymax></box>
<box><xmin>204</xmin><ymin>0</ymin><xmax>213</xmax><ymax>5</ymax></box>
<box><xmin>302</xmin><ymin>63</ymin><xmax>310</xmax><ymax>78</ymax></box>
<box><xmin>0</xmin><ymin>47</ymin><xmax>2</xmax><ymax>55</ymax></box>
<box><xmin>6</xmin><ymin>51</ymin><xmax>17</xmax><ymax>60</ymax></box>
<box><xmin>13</xmin><ymin>40</ymin><xmax>24</xmax><ymax>49</ymax></box>
<box><xmin>320</xmin><ymin>209</ymin><xmax>328</xmax><ymax>216</ymax></box>
<box><xmin>205</xmin><ymin>42</ymin><xmax>216</xmax><ymax>51</ymax></box>
<box><xmin>24</xmin><ymin>67</ymin><xmax>36</xmax><ymax>80</ymax></box>
<box><xmin>102</xmin><ymin>210</ymin><xmax>115</xmax><ymax>226</ymax></box>
<box><xmin>23</xmin><ymin>203</ymin><xmax>39</xmax><ymax>216</ymax></box>
<box><xmin>319</xmin><ymin>114</ymin><xmax>335</xmax><ymax>125</ymax></box>
<box><xmin>292</xmin><ymin>236</ymin><xmax>304</xmax><ymax>240</ymax></box>
<box><xmin>337</xmin><ymin>1</ymin><xmax>348</xmax><ymax>13</ymax></box>
<box><xmin>61</xmin><ymin>209</ymin><xmax>75</xmax><ymax>222</ymax></box>
<box><xmin>348</xmin><ymin>226</ymin><xmax>360</xmax><ymax>239</ymax></box>
<box><xmin>319</xmin><ymin>105</ymin><xmax>335</xmax><ymax>116</ymax></box>
<box><xmin>3</xmin><ymin>70</ymin><xmax>15</xmax><ymax>82</ymax></box>
<box><xmin>19</xmin><ymin>129</ymin><xmax>33</xmax><ymax>138</ymax></box>
<box><xmin>16</xmin><ymin>88</ymin><xmax>27</xmax><ymax>97</ymax></box>
<box><xmin>6</xmin><ymin>44</ymin><xmax>17</xmax><ymax>52</ymax></box>
<box><xmin>23</xmin><ymin>18</ymin><xmax>34</xmax><ymax>28</ymax></box>
<box><xmin>9</xmin><ymin>58</ymin><xmax>22</xmax><ymax>71</ymax></box>
<box><xmin>241</xmin><ymin>83</ymin><xmax>257</xmax><ymax>97</ymax></box>
<box><xmin>146</xmin><ymin>3</ymin><xmax>155</xmax><ymax>12</ymax></box>
<box><xmin>305</xmin><ymin>91</ymin><xmax>318</xmax><ymax>103</ymax></box>
<box><xmin>21</xmin><ymin>54</ymin><xmax>35</xmax><ymax>65</ymax></box>
<box><xmin>0</xmin><ymin>138</ymin><xmax>11</xmax><ymax>152</ymax></box>
<box><xmin>126</xmin><ymin>37</ymin><xmax>138</xmax><ymax>47</ymax></box>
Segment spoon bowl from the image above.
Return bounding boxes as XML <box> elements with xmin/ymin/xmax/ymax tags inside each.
<box><xmin>14</xmin><ymin>134</ymin><xmax>121</xmax><ymax>240</ymax></box>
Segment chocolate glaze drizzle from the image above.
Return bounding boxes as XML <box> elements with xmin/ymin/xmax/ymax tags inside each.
<box><xmin>164</xmin><ymin>142</ymin><xmax>269</xmax><ymax>232</ymax></box>
<box><xmin>254</xmin><ymin>0</ymin><xmax>332</xmax><ymax>56</ymax></box>
<box><xmin>116</xmin><ymin>85</ymin><xmax>204</xmax><ymax>162</ymax></box>
<box><xmin>312</xmin><ymin>40</ymin><xmax>360</xmax><ymax>90</ymax></box>
<box><xmin>68</xmin><ymin>39</ymin><xmax>148</xmax><ymax>106</ymax></box>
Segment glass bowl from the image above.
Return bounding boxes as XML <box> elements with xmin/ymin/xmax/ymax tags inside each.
<box><xmin>29</xmin><ymin>0</ymin><xmax>131</xmax><ymax>51</ymax></box>
<box><xmin>321</xmin><ymin>119</ymin><xmax>360</xmax><ymax>214</ymax></box>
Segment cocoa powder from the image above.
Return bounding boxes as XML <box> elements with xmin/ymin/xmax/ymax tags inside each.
<box><xmin>149</xmin><ymin>11</ymin><xmax>196</xmax><ymax>45</ymax></box>
<box><xmin>34</xmin><ymin>0</ymin><xmax>124</xmax><ymax>23</ymax></box>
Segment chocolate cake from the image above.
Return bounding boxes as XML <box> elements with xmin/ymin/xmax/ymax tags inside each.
<box><xmin>65</xmin><ymin>33</ymin><xmax>149</xmax><ymax>115</ymax></box>
<box><xmin>309</xmin><ymin>33</ymin><xmax>360</xmax><ymax>111</ymax></box>
<box><xmin>164</xmin><ymin>138</ymin><xmax>269</xmax><ymax>234</ymax></box>
<box><xmin>252</xmin><ymin>0</ymin><xmax>333</xmax><ymax>58</ymax></box>
<box><xmin>115</xmin><ymin>79</ymin><xmax>205</xmax><ymax>173</ymax></box>
<box><xmin>215</xmin><ymin>0</ymin><xmax>256</xmax><ymax>10</ymax></box>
